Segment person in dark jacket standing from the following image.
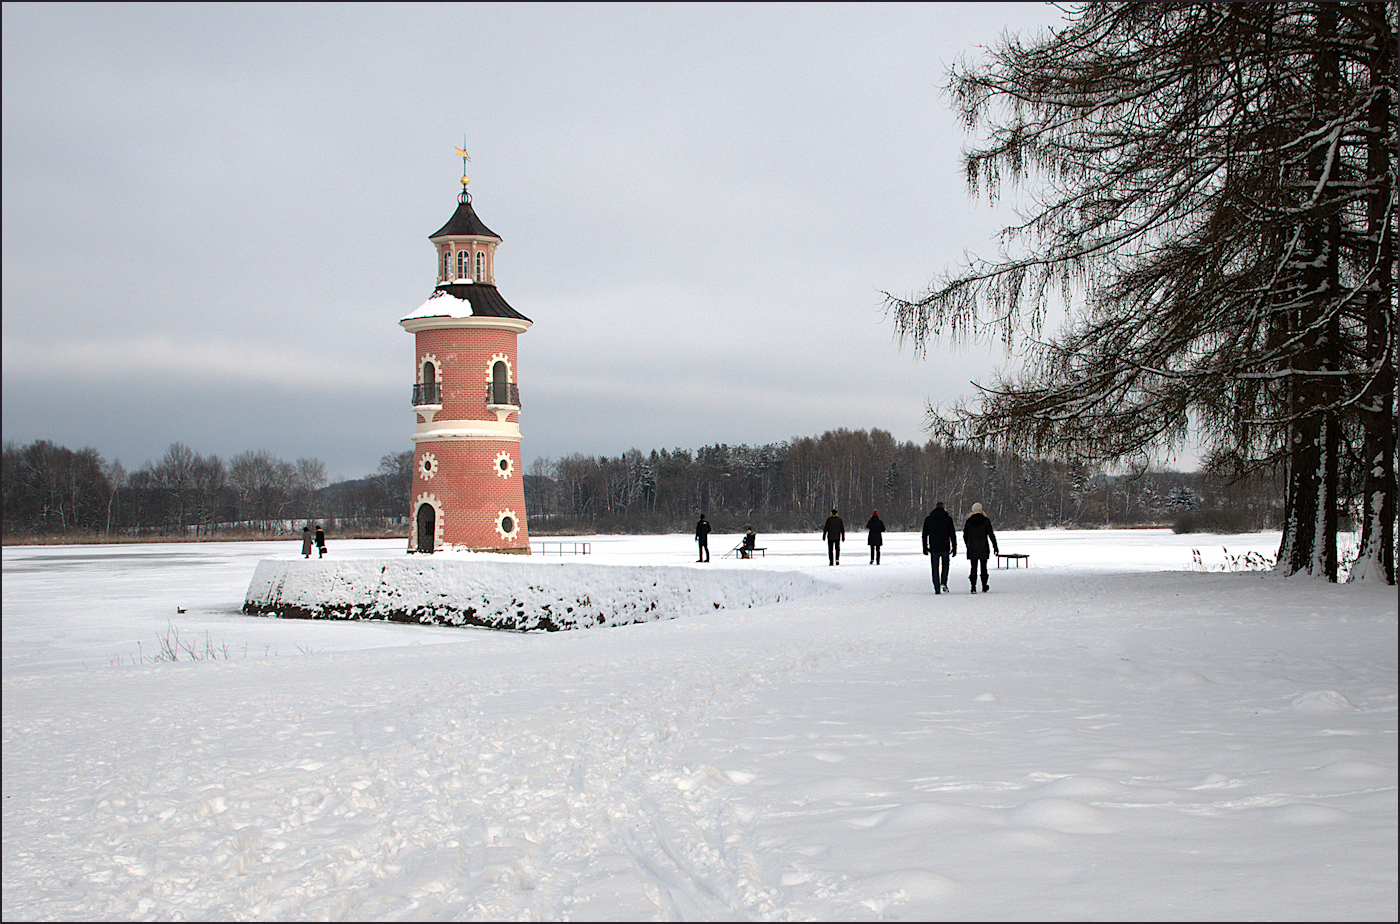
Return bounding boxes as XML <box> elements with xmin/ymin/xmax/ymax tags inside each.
<box><xmin>822</xmin><ymin>508</ymin><xmax>845</xmax><ymax>565</ymax></box>
<box><xmin>963</xmin><ymin>503</ymin><xmax>998</xmax><ymax>593</ymax></box>
<box><xmin>865</xmin><ymin>511</ymin><xmax>886</xmax><ymax>564</ymax></box>
<box><xmin>695</xmin><ymin>514</ymin><xmax>711</xmax><ymax>562</ymax></box>
<box><xmin>315</xmin><ymin>525</ymin><xmax>327</xmax><ymax>558</ymax></box>
<box><xmin>921</xmin><ymin>502</ymin><xmax>956</xmax><ymax>594</ymax></box>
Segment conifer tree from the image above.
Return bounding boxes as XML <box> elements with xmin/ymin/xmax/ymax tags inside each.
<box><xmin>885</xmin><ymin>2</ymin><xmax>1396</xmax><ymax>582</ymax></box>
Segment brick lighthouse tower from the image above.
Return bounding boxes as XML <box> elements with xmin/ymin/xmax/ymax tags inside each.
<box><xmin>401</xmin><ymin>149</ymin><xmax>531</xmax><ymax>553</ymax></box>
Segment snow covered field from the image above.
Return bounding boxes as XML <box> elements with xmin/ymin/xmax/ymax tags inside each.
<box><xmin>3</xmin><ymin>530</ymin><xmax>1395</xmax><ymax>921</ymax></box>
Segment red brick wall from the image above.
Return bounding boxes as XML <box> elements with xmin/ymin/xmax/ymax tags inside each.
<box><xmin>411</xmin><ymin>324</ymin><xmax>529</xmax><ymax>551</ymax></box>
<box><xmin>415</xmin><ymin>327</ymin><xmax>520</xmax><ymax>424</ymax></box>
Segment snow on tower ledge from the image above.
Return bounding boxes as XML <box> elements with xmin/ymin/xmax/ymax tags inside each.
<box><xmin>404</xmin><ymin>287</ymin><xmax>477</xmax><ymax>320</ymax></box>
<box><xmin>402</xmin><ymin>283</ymin><xmax>531</xmax><ymax>324</ymax></box>
<box><xmin>243</xmin><ymin>556</ymin><xmax>835</xmax><ymax>632</ymax></box>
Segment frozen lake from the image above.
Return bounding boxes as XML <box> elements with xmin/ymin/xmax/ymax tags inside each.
<box><xmin>4</xmin><ymin>530</ymin><xmax>1396</xmax><ymax>920</ymax></box>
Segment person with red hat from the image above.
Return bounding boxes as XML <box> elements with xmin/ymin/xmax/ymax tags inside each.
<box><xmin>865</xmin><ymin>510</ymin><xmax>886</xmax><ymax>564</ymax></box>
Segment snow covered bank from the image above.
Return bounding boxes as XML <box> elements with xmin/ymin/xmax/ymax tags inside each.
<box><xmin>243</xmin><ymin>556</ymin><xmax>837</xmax><ymax>631</ymax></box>
<box><xmin>4</xmin><ymin>532</ymin><xmax>1395</xmax><ymax>921</ymax></box>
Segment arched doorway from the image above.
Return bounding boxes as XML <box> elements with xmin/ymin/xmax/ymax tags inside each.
<box><xmin>416</xmin><ymin>503</ymin><xmax>435</xmax><ymax>553</ymax></box>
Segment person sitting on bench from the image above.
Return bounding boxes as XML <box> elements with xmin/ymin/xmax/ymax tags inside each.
<box><xmin>740</xmin><ymin>528</ymin><xmax>757</xmax><ymax>559</ymax></box>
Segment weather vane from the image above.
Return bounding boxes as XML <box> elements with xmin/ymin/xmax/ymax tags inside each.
<box><xmin>455</xmin><ymin>135</ymin><xmax>471</xmax><ymax>198</ymax></box>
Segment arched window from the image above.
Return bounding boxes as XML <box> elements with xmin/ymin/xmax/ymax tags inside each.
<box><xmin>458</xmin><ymin>250</ymin><xmax>470</xmax><ymax>280</ymax></box>
<box><xmin>476</xmin><ymin>251</ymin><xmax>486</xmax><ymax>282</ymax></box>
<box><xmin>491</xmin><ymin>360</ymin><xmax>508</xmax><ymax>405</ymax></box>
<box><xmin>416</xmin><ymin>361</ymin><xmax>439</xmax><ymax>406</ymax></box>
<box><xmin>442</xmin><ymin>250</ymin><xmax>451</xmax><ymax>281</ymax></box>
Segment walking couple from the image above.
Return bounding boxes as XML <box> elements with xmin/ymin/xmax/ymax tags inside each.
<box><xmin>921</xmin><ymin>502</ymin><xmax>998</xmax><ymax>594</ymax></box>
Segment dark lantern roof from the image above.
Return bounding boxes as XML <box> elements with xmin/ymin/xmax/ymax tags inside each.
<box><xmin>430</xmin><ymin>197</ymin><xmax>501</xmax><ymax>240</ymax></box>
<box><xmin>429</xmin><ymin>283</ymin><xmax>531</xmax><ymax>322</ymax></box>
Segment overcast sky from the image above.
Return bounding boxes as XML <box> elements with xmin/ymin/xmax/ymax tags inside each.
<box><xmin>3</xmin><ymin>2</ymin><xmax>1085</xmax><ymax>482</ymax></box>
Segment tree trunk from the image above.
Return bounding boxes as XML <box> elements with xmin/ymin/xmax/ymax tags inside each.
<box><xmin>1350</xmin><ymin>3</ymin><xmax>1397</xmax><ymax>584</ymax></box>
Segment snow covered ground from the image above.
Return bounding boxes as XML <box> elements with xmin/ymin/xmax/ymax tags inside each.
<box><xmin>3</xmin><ymin>530</ymin><xmax>1395</xmax><ymax>921</ymax></box>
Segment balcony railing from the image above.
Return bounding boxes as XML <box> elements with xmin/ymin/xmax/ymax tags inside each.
<box><xmin>413</xmin><ymin>382</ymin><xmax>521</xmax><ymax>408</ymax></box>
<box><xmin>486</xmin><ymin>382</ymin><xmax>521</xmax><ymax>408</ymax></box>
<box><xmin>411</xmin><ymin>382</ymin><xmax>442</xmax><ymax>406</ymax></box>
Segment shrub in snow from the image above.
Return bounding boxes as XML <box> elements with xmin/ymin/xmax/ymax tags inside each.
<box><xmin>1172</xmin><ymin>508</ymin><xmax>1258</xmax><ymax>534</ymax></box>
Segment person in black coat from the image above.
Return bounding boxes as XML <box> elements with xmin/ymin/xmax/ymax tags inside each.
<box><xmin>921</xmin><ymin>502</ymin><xmax>957</xmax><ymax>594</ymax></box>
<box><xmin>740</xmin><ymin>527</ymin><xmax>757</xmax><ymax>559</ymax></box>
<box><xmin>822</xmin><ymin>508</ymin><xmax>845</xmax><ymax>565</ymax></box>
<box><xmin>695</xmin><ymin>514</ymin><xmax>711</xmax><ymax>562</ymax></box>
<box><xmin>962</xmin><ymin>503</ymin><xmax>999</xmax><ymax>593</ymax></box>
<box><xmin>314</xmin><ymin>525</ymin><xmax>327</xmax><ymax>558</ymax></box>
<box><xmin>865</xmin><ymin>511</ymin><xmax>886</xmax><ymax>564</ymax></box>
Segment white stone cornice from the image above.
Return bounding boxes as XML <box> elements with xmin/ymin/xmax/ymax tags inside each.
<box><xmin>400</xmin><ymin>315</ymin><xmax>531</xmax><ymax>334</ymax></box>
<box><xmin>429</xmin><ymin>232</ymin><xmax>500</xmax><ymax>244</ymax></box>
<box><xmin>412</xmin><ymin>423</ymin><xmax>522</xmax><ymax>442</ymax></box>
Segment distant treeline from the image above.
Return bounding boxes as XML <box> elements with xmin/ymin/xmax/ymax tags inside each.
<box><xmin>521</xmin><ymin>428</ymin><xmax>1284</xmax><ymax>536</ymax></box>
<box><xmin>3</xmin><ymin>429</ymin><xmax>1283</xmax><ymax>542</ymax></box>
<box><xmin>1</xmin><ymin>440</ymin><xmax>413</xmax><ymax>540</ymax></box>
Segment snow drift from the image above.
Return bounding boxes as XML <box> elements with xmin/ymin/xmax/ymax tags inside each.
<box><xmin>243</xmin><ymin>556</ymin><xmax>836</xmax><ymax>631</ymax></box>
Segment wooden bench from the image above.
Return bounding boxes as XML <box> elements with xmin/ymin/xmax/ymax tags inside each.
<box><xmin>996</xmin><ymin>553</ymin><xmax>1029</xmax><ymax>569</ymax></box>
<box><xmin>732</xmin><ymin>545</ymin><xmax>767</xmax><ymax>558</ymax></box>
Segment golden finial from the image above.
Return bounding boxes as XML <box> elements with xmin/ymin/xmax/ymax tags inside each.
<box><xmin>456</xmin><ymin>136</ymin><xmax>471</xmax><ymax>187</ymax></box>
